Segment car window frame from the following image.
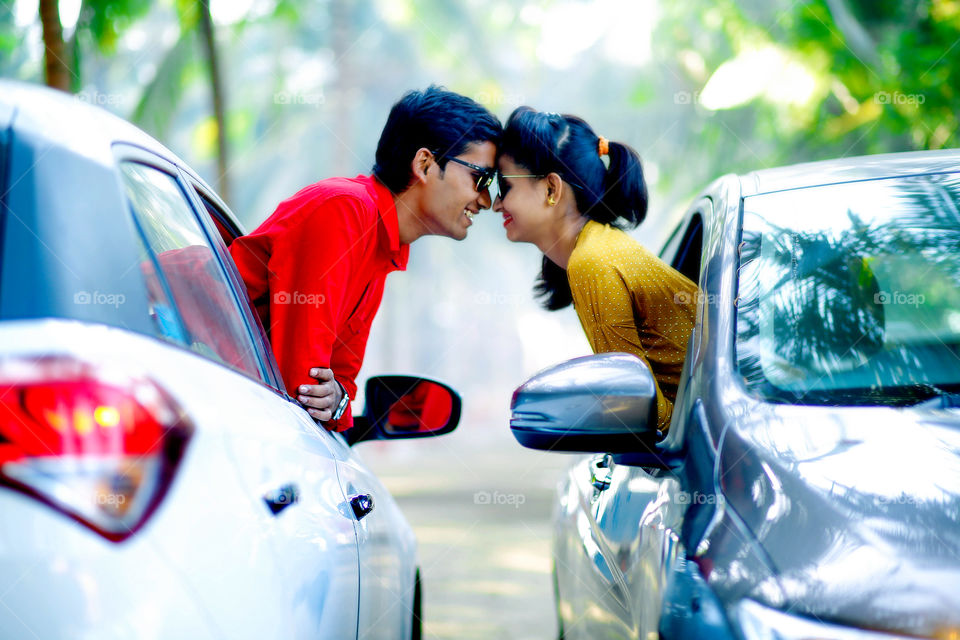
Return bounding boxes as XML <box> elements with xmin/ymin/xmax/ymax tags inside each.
<box><xmin>660</xmin><ymin>198</ymin><xmax>710</xmax><ymax>280</ymax></box>
<box><xmin>112</xmin><ymin>143</ymin><xmax>274</xmax><ymax>387</ymax></box>
<box><xmin>180</xmin><ymin>174</ymin><xmax>289</xmax><ymax>396</ymax></box>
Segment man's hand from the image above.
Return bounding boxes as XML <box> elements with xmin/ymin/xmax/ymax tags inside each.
<box><xmin>297</xmin><ymin>367</ymin><xmax>343</xmax><ymax>426</ymax></box>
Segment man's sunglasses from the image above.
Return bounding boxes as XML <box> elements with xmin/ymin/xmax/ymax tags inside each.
<box><xmin>434</xmin><ymin>152</ymin><xmax>496</xmax><ymax>192</ymax></box>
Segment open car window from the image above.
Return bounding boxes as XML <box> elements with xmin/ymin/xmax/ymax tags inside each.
<box><xmin>121</xmin><ymin>162</ymin><xmax>267</xmax><ymax>382</ymax></box>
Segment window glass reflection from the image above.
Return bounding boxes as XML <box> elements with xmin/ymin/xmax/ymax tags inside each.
<box><xmin>737</xmin><ymin>173</ymin><xmax>960</xmax><ymax>406</ymax></box>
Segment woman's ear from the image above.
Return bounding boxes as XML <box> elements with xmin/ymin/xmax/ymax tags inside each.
<box><xmin>411</xmin><ymin>148</ymin><xmax>433</xmax><ymax>185</ymax></box>
<box><xmin>546</xmin><ymin>172</ymin><xmax>564</xmax><ymax>206</ymax></box>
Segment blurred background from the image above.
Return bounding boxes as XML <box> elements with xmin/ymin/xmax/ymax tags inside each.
<box><xmin>4</xmin><ymin>1</ymin><xmax>959</xmax><ymax>637</ymax></box>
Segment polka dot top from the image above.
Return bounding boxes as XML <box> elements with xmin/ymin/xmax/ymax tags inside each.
<box><xmin>567</xmin><ymin>220</ymin><xmax>698</xmax><ymax>432</ymax></box>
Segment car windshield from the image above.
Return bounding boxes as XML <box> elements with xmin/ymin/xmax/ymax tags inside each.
<box><xmin>736</xmin><ymin>172</ymin><xmax>960</xmax><ymax>406</ymax></box>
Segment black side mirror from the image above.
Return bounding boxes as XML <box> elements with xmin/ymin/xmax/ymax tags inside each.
<box><xmin>346</xmin><ymin>375</ymin><xmax>461</xmax><ymax>446</ymax></box>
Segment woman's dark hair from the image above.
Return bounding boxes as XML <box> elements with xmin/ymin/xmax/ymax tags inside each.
<box><xmin>373</xmin><ymin>85</ymin><xmax>502</xmax><ymax>193</ymax></box>
<box><xmin>499</xmin><ymin>107</ymin><xmax>648</xmax><ymax>310</ymax></box>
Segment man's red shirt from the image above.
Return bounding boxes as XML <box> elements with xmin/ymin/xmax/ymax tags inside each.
<box><xmin>229</xmin><ymin>175</ymin><xmax>409</xmax><ymax>431</ymax></box>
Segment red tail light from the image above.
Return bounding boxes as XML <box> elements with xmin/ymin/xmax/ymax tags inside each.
<box><xmin>0</xmin><ymin>357</ymin><xmax>193</xmax><ymax>542</ymax></box>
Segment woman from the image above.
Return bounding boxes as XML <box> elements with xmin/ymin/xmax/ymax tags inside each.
<box><xmin>494</xmin><ymin>107</ymin><xmax>697</xmax><ymax>433</ymax></box>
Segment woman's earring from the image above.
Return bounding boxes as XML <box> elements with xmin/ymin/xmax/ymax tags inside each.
<box><xmin>547</xmin><ymin>196</ymin><xmax>556</xmax><ymax>206</ymax></box>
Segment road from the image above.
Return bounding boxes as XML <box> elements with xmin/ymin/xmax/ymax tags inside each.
<box><xmin>360</xmin><ymin>423</ymin><xmax>579</xmax><ymax>640</ymax></box>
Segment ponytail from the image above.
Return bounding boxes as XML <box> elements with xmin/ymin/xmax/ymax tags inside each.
<box><xmin>601</xmin><ymin>141</ymin><xmax>647</xmax><ymax>228</ymax></box>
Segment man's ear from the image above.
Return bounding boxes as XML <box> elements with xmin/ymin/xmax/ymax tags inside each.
<box><xmin>546</xmin><ymin>172</ymin><xmax>564</xmax><ymax>205</ymax></box>
<box><xmin>411</xmin><ymin>148</ymin><xmax>434</xmax><ymax>185</ymax></box>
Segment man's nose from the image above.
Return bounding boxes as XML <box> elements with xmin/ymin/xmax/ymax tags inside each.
<box><xmin>478</xmin><ymin>187</ymin><xmax>493</xmax><ymax>210</ymax></box>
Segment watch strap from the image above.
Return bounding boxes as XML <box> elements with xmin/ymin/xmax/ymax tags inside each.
<box><xmin>331</xmin><ymin>380</ymin><xmax>350</xmax><ymax>421</ymax></box>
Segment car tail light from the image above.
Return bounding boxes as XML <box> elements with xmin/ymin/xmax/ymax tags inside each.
<box><xmin>0</xmin><ymin>357</ymin><xmax>192</xmax><ymax>542</ymax></box>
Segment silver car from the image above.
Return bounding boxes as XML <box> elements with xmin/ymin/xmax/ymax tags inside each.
<box><xmin>0</xmin><ymin>80</ymin><xmax>457</xmax><ymax>639</ymax></box>
<box><xmin>511</xmin><ymin>150</ymin><xmax>960</xmax><ymax>639</ymax></box>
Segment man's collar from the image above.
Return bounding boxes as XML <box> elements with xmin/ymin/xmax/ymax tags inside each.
<box><xmin>367</xmin><ymin>175</ymin><xmax>409</xmax><ymax>269</ymax></box>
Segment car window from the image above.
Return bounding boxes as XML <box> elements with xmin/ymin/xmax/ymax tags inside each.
<box><xmin>187</xmin><ymin>183</ymin><xmax>285</xmax><ymax>392</ymax></box>
<box><xmin>120</xmin><ymin>162</ymin><xmax>266</xmax><ymax>381</ymax></box>
<box><xmin>659</xmin><ymin>202</ymin><xmax>708</xmax><ymax>283</ymax></box>
<box><xmin>736</xmin><ymin>172</ymin><xmax>960</xmax><ymax>406</ymax></box>
<box><xmin>671</xmin><ymin>215</ymin><xmax>704</xmax><ymax>282</ymax></box>
<box><xmin>193</xmin><ymin>187</ymin><xmax>241</xmax><ymax>247</ymax></box>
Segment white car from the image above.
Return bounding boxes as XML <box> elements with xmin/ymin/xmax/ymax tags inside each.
<box><xmin>0</xmin><ymin>80</ymin><xmax>458</xmax><ymax>639</ymax></box>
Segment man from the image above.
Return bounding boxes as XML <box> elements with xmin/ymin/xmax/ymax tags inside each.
<box><xmin>230</xmin><ymin>86</ymin><xmax>501</xmax><ymax>431</ymax></box>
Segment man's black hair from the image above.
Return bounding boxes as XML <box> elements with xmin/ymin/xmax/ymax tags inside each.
<box><xmin>373</xmin><ymin>85</ymin><xmax>502</xmax><ymax>193</ymax></box>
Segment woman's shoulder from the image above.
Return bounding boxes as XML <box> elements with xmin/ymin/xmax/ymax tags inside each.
<box><xmin>568</xmin><ymin>222</ymin><xmax>614</xmax><ymax>273</ymax></box>
<box><xmin>570</xmin><ymin>221</ymin><xmax>649</xmax><ymax>268</ymax></box>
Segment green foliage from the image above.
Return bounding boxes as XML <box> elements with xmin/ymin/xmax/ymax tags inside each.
<box><xmin>655</xmin><ymin>0</ymin><xmax>960</xmax><ymax>189</ymax></box>
<box><xmin>80</xmin><ymin>0</ymin><xmax>152</xmax><ymax>53</ymax></box>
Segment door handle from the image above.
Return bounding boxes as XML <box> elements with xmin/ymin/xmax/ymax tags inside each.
<box><xmin>263</xmin><ymin>483</ymin><xmax>300</xmax><ymax>515</ymax></box>
<box><xmin>590</xmin><ymin>454</ymin><xmax>613</xmax><ymax>492</ymax></box>
<box><xmin>350</xmin><ymin>493</ymin><xmax>375</xmax><ymax>520</ymax></box>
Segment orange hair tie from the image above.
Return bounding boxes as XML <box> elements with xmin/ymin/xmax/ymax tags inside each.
<box><xmin>597</xmin><ymin>136</ymin><xmax>609</xmax><ymax>157</ymax></box>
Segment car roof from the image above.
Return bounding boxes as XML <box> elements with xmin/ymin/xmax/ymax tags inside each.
<box><xmin>0</xmin><ymin>80</ymin><xmax>187</xmax><ymax>166</ymax></box>
<box><xmin>740</xmin><ymin>148</ymin><xmax>960</xmax><ymax>197</ymax></box>
<box><xmin>0</xmin><ymin>80</ymin><xmax>230</xmax><ymax>200</ymax></box>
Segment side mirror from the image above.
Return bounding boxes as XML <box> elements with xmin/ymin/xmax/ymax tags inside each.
<box><xmin>510</xmin><ymin>353</ymin><xmax>660</xmax><ymax>454</ymax></box>
<box><xmin>346</xmin><ymin>376</ymin><xmax>461</xmax><ymax>446</ymax></box>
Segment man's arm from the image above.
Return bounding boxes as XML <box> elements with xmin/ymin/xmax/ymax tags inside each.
<box><xmin>298</xmin><ymin>279</ymin><xmax>385</xmax><ymax>430</ymax></box>
<box><xmin>266</xmin><ymin>195</ymin><xmax>372</xmax><ymax>419</ymax></box>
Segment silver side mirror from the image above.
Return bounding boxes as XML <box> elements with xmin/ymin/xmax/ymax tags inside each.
<box><xmin>510</xmin><ymin>353</ymin><xmax>659</xmax><ymax>453</ymax></box>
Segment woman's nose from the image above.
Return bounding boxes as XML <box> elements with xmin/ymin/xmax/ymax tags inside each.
<box><xmin>492</xmin><ymin>194</ymin><xmax>503</xmax><ymax>212</ymax></box>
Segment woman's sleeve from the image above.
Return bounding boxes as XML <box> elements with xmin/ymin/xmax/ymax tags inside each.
<box><xmin>568</xmin><ymin>256</ymin><xmax>673</xmax><ymax>431</ymax></box>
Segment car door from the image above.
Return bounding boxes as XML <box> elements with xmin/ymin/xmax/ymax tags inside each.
<box><xmin>323</xmin><ymin>431</ymin><xmax>417</xmax><ymax>640</ymax></box>
<box><xmin>118</xmin><ymin>154</ymin><xmax>362</xmax><ymax>639</ymax></box>
<box><xmin>586</xmin><ymin>201</ymin><xmax>711</xmax><ymax>638</ymax></box>
<box><xmin>187</xmin><ymin>175</ymin><xmax>420</xmax><ymax>640</ymax></box>
<box><xmin>553</xmin><ymin>452</ymin><xmax>632</xmax><ymax>639</ymax></box>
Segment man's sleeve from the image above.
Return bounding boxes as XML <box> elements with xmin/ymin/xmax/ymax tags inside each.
<box><xmin>325</xmin><ymin>280</ymin><xmax>386</xmax><ymax>431</ymax></box>
<box><xmin>266</xmin><ymin>196</ymin><xmax>373</xmax><ymax>416</ymax></box>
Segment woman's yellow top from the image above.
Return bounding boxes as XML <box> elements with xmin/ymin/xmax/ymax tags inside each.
<box><xmin>567</xmin><ymin>220</ymin><xmax>698</xmax><ymax>431</ymax></box>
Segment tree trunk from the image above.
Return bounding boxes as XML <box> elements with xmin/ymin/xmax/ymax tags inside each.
<box><xmin>198</xmin><ymin>0</ymin><xmax>230</xmax><ymax>204</ymax></box>
<box><xmin>39</xmin><ymin>0</ymin><xmax>70</xmax><ymax>91</ymax></box>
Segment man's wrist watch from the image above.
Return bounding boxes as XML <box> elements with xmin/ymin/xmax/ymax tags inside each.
<box><xmin>331</xmin><ymin>381</ymin><xmax>350</xmax><ymax>421</ymax></box>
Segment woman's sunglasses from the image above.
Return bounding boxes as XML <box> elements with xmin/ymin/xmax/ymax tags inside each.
<box><xmin>434</xmin><ymin>152</ymin><xmax>496</xmax><ymax>192</ymax></box>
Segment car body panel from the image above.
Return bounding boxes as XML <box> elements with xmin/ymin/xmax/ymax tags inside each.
<box><xmin>0</xmin><ymin>81</ymin><xmax>429</xmax><ymax>639</ymax></box>
<box><xmin>331</xmin><ymin>439</ymin><xmax>418</xmax><ymax>640</ymax></box>
<box><xmin>547</xmin><ymin>151</ymin><xmax>960</xmax><ymax>639</ymax></box>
